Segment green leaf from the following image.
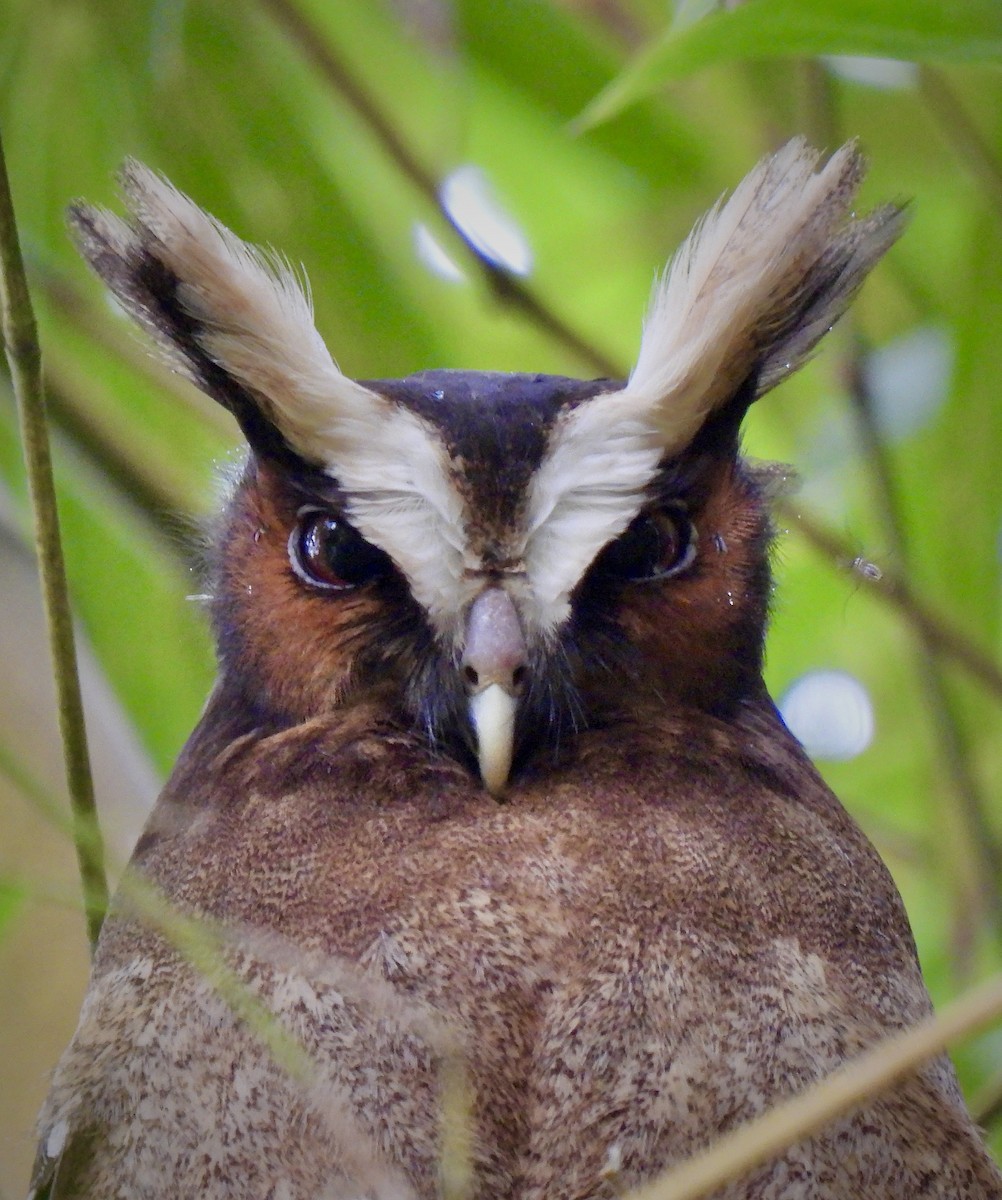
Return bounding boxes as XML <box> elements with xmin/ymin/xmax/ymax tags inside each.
<box><xmin>578</xmin><ymin>0</ymin><xmax>1002</xmax><ymax>128</ymax></box>
<box><xmin>454</xmin><ymin>0</ymin><xmax>705</xmax><ymax>188</ymax></box>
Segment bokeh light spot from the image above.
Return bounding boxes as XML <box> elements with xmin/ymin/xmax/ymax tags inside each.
<box><xmin>779</xmin><ymin>669</ymin><xmax>875</xmax><ymax>761</ymax></box>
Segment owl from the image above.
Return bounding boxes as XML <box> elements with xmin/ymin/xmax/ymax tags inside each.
<box><xmin>31</xmin><ymin>141</ymin><xmax>1002</xmax><ymax>1200</ymax></box>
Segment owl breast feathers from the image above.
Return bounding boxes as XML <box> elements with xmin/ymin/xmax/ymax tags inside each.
<box><xmin>33</xmin><ymin>142</ymin><xmax>1002</xmax><ymax>1199</ymax></box>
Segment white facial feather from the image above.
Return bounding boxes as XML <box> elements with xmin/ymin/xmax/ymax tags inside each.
<box><xmin>523</xmin><ymin>398</ymin><xmax>663</xmax><ymax>633</ymax></box>
<box><xmin>326</xmin><ymin>412</ymin><xmax>471</xmax><ymax>636</ymax></box>
<box><xmin>93</xmin><ymin>164</ymin><xmax>472</xmax><ymax>635</ymax></box>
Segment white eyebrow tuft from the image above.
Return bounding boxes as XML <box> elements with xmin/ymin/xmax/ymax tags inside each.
<box><xmin>522</xmin><ymin>397</ymin><xmax>661</xmax><ymax>634</ymax></box>
<box><xmin>317</xmin><ymin>404</ymin><xmax>474</xmax><ymax>638</ymax></box>
<box><xmin>521</xmin><ymin>140</ymin><xmax>903</xmax><ymax>631</ymax></box>
<box><xmin>74</xmin><ymin>147</ymin><xmax>900</xmax><ymax>645</ymax></box>
<box><xmin>77</xmin><ymin>163</ymin><xmax>474</xmax><ymax>635</ymax></box>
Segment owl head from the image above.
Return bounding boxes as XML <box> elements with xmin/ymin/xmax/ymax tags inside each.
<box><xmin>69</xmin><ymin>141</ymin><xmax>903</xmax><ymax>795</ymax></box>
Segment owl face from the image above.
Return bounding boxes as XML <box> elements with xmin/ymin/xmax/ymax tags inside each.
<box><xmin>69</xmin><ymin>139</ymin><xmax>904</xmax><ymax>794</ymax></box>
<box><xmin>209</xmin><ymin>369</ymin><xmax>771</xmax><ymax>791</ymax></box>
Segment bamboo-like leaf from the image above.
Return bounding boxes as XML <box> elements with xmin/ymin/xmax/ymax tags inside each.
<box><xmin>577</xmin><ymin>0</ymin><xmax>1002</xmax><ymax>129</ymax></box>
<box><xmin>0</xmin><ymin>125</ymin><xmax>108</xmax><ymax>949</ymax></box>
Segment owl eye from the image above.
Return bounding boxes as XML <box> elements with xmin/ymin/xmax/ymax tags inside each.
<box><xmin>599</xmin><ymin>507</ymin><xmax>696</xmax><ymax>582</ymax></box>
<box><xmin>289</xmin><ymin>509</ymin><xmax>393</xmax><ymax>591</ymax></box>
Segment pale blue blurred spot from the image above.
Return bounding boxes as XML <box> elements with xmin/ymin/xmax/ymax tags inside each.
<box><xmin>440</xmin><ymin>166</ymin><xmax>533</xmax><ymax>276</ymax></box>
<box><xmin>823</xmin><ymin>57</ymin><xmax>918</xmax><ymax>90</ymax></box>
<box><xmin>413</xmin><ymin>222</ymin><xmax>466</xmax><ymax>283</ymax></box>
<box><xmin>779</xmin><ymin>669</ymin><xmax>875</xmax><ymax>760</ymax></box>
<box><xmin>864</xmin><ymin>326</ymin><xmax>953</xmax><ymax>441</ymax></box>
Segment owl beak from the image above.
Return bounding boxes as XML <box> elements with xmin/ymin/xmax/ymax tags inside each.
<box><xmin>462</xmin><ymin>588</ymin><xmax>527</xmax><ymax>796</ymax></box>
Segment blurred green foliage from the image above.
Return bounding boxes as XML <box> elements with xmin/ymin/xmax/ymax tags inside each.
<box><xmin>1</xmin><ymin>0</ymin><xmax>1001</xmax><ymax>1183</ymax></box>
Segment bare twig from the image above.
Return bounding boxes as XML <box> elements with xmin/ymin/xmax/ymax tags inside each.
<box><xmin>797</xmin><ymin>59</ymin><xmax>839</xmax><ymax>153</ymax></box>
<box><xmin>845</xmin><ymin>344</ymin><xmax>1002</xmax><ymax>942</ymax></box>
<box><xmin>0</xmin><ymin>126</ymin><xmax>108</xmax><ymax>948</ymax></box>
<box><xmin>779</xmin><ymin>502</ymin><xmax>1002</xmax><ymax>704</ymax></box>
<box><xmin>0</xmin><ymin>736</ymin><xmax>73</xmax><ymax>832</ymax></box>
<box><xmin>37</xmin><ymin>267</ymin><xmax>235</xmax><ymax>439</ymax></box>
<box><xmin>574</xmin><ymin>0</ymin><xmax>647</xmax><ymax>50</ymax></box>
<box><xmin>255</xmin><ymin>0</ymin><xmax>620</xmax><ymax>378</ymax></box>
<box><xmin>42</xmin><ymin>362</ymin><xmax>203</xmax><ymax>533</ymax></box>
<box><xmin>626</xmin><ymin>973</ymin><xmax>1002</xmax><ymax>1200</ymax></box>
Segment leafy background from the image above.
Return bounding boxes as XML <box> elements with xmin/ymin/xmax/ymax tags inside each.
<box><xmin>1</xmin><ymin>0</ymin><xmax>1001</xmax><ymax>1190</ymax></box>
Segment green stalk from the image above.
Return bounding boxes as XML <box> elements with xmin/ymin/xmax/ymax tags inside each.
<box><xmin>0</xmin><ymin>126</ymin><xmax>108</xmax><ymax>949</ymax></box>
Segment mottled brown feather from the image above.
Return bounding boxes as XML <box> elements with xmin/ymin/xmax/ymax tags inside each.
<box><xmin>35</xmin><ymin>146</ymin><xmax>1002</xmax><ymax>1200</ymax></box>
<box><xmin>39</xmin><ymin>704</ymin><xmax>1000</xmax><ymax>1197</ymax></box>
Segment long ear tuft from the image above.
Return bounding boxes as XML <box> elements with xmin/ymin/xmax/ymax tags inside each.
<box><xmin>620</xmin><ymin>138</ymin><xmax>906</xmax><ymax>456</ymax></box>
<box><xmin>69</xmin><ymin>164</ymin><xmax>470</xmax><ymax>628</ymax></box>
<box><xmin>523</xmin><ymin>141</ymin><xmax>903</xmax><ymax>625</ymax></box>
<box><xmin>67</xmin><ymin>160</ymin><xmax>382</xmax><ymax>464</ymax></box>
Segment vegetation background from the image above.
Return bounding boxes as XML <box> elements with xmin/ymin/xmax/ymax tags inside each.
<box><xmin>1</xmin><ymin>0</ymin><xmax>1001</xmax><ymax>1192</ymax></box>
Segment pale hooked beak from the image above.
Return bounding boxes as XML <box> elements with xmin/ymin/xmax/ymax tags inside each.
<box><xmin>462</xmin><ymin>587</ymin><xmax>527</xmax><ymax>796</ymax></box>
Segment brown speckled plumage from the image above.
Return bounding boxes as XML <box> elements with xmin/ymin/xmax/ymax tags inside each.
<box><xmin>34</xmin><ymin>143</ymin><xmax>1002</xmax><ymax>1199</ymax></box>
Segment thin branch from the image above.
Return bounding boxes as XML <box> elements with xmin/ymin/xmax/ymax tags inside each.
<box><xmin>0</xmin><ymin>267</ymin><xmax>234</xmax><ymax>536</ymax></box>
<box><xmin>0</xmin><ymin>358</ymin><xmax>209</xmax><ymax>547</ymax></box>
<box><xmin>573</xmin><ymin>0</ymin><xmax>648</xmax><ymax>50</ymax></box>
<box><xmin>845</xmin><ymin>344</ymin><xmax>1002</xmax><ymax>939</ymax></box>
<box><xmin>0</xmin><ymin>736</ymin><xmax>75</xmax><ymax>832</ymax></box>
<box><xmin>920</xmin><ymin>67</ymin><xmax>1002</xmax><ymax>221</ymax></box>
<box><xmin>625</xmin><ymin>973</ymin><xmax>1002</xmax><ymax>1200</ymax></box>
<box><xmin>776</xmin><ymin>504</ymin><xmax>1002</xmax><ymax>704</ymax></box>
<box><xmin>255</xmin><ymin>0</ymin><xmax>620</xmax><ymax>379</ymax></box>
<box><xmin>0</xmin><ymin>126</ymin><xmax>108</xmax><ymax>949</ymax></box>
<box><xmin>42</xmin><ymin>362</ymin><xmax>203</xmax><ymax>533</ymax></box>
<box><xmin>845</xmin><ymin>351</ymin><xmax>910</xmax><ymax>556</ymax></box>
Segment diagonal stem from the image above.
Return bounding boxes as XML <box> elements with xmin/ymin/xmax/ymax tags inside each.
<box><xmin>626</xmin><ymin>972</ymin><xmax>1002</xmax><ymax>1200</ymax></box>
<box><xmin>255</xmin><ymin>0</ymin><xmax>620</xmax><ymax>379</ymax></box>
<box><xmin>920</xmin><ymin>67</ymin><xmax>1002</xmax><ymax>221</ymax></box>
<box><xmin>779</xmin><ymin>502</ymin><xmax>1002</xmax><ymax>705</ymax></box>
<box><xmin>845</xmin><ymin>343</ymin><xmax>1002</xmax><ymax>946</ymax></box>
<box><xmin>0</xmin><ymin>126</ymin><xmax>108</xmax><ymax>949</ymax></box>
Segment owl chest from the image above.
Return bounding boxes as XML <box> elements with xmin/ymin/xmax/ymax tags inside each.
<box><xmin>117</xmin><ymin>775</ymin><xmax>922</xmax><ymax>1199</ymax></box>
